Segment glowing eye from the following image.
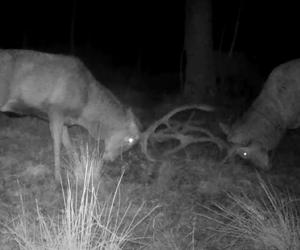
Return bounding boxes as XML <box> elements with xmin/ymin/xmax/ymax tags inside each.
<box><xmin>127</xmin><ymin>137</ymin><xmax>134</xmax><ymax>144</ymax></box>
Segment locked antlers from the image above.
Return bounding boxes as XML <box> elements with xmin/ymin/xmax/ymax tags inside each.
<box><xmin>141</xmin><ymin>105</ymin><xmax>227</xmax><ymax>161</ymax></box>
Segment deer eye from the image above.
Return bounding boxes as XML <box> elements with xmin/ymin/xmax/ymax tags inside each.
<box><xmin>128</xmin><ymin>137</ymin><xmax>134</xmax><ymax>144</ymax></box>
<box><xmin>125</xmin><ymin>136</ymin><xmax>135</xmax><ymax>145</ymax></box>
<box><xmin>236</xmin><ymin>147</ymin><xmax>249</xmax><ymax>158</ymax></box>
<box><xmin>241</xmin><ymin>151</ymin><xmax>248</xmax><ymax>158</ymax></box>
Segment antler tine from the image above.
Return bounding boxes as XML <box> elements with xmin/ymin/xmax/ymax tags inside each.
<box><xmin>141</xmin><ymin>104</ymin><xmax>216</xmax><ymax>161</ymax></box>
<box><xmin>219</xmin><ymin>144</ymin><xmax>238</xmax><ymax>165</ymax></box>
<box><xmin>185</xmin><ymin>125</ymin><xmax>228</xmax><ymax>150</ymax></box>
<box><xmin>154</xmin><ymin>126</ymin><xmax>228</xmax><ymax>156</ymax></box>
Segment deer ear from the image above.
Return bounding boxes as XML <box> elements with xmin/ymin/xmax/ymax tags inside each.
<box><xmin>127</xmin><ymin>108</ymin><xmax>142</xmax><ymax>130</ymax></box>
<box><xmin>219</xmin><ymin>122</ymin><xmax>231</xmax><ymax>135</ymax></box>
<box><xmin>127</xmin><ymin>108</ymin><xmax>134</xmax><ymax>118</ymax></box>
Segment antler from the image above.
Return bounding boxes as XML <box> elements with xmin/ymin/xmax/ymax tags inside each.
<box><xmin>141</xmin><ymin>104</ymin><xmax>228</xmax><ymax>161</ymax></box>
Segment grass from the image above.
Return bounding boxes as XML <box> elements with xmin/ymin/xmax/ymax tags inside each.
<box><xmin>199</xmin><ymin>175</ymin><xmax>300</xmax><ymax>250</ymax></box>
<box><xmin>1</xmin><ymin>117</ymin><xmax>300</xmax><ymax>249</ymax></box>
<box><xmin>2</xmin><ymin>153</ymin><xmax>300</xmax><ymax>250</ymax></box>
<box><xmin>4</xmin><ymin>143</ymin><xmax>159</xmax><ymax>250</ymax></box>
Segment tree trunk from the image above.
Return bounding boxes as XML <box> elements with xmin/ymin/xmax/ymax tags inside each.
<box><xmin>184</xmin><ymin>0</ymin><xmax>214</xmax><ymax>102</ymax></box>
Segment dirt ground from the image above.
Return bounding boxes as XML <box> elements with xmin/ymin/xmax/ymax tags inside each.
<box><xmin>0</xmin><ymin>103</ymin><xmax>300</xmax><ymax>249</ymax></box>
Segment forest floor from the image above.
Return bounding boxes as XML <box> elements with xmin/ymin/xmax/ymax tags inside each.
<box><xmin>0</xmin><ymin>88</ymin><xmax>300</xmax><ymax>250</ymax></box>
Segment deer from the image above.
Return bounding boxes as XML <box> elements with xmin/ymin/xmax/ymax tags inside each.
<box><xmin>221</xmin><ymin>59</ymin><xmax>300</xmax><ymax>170</ymax></box>
<box><xmin>0</xmin><ymin>49</ymin><xmax>140</xmax><ymax>181</ymax></box>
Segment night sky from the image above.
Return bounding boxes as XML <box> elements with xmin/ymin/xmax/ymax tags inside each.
<box><xmin>1</xmin><ymin>0</ymin><xmax>300</xmax><ymax>77</ymax></box>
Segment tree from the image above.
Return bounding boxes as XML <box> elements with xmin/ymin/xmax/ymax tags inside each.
<box><xmin>184</xmin><ymin>0</ymin><xmax>214</xmax><ymax>102</ymax></box>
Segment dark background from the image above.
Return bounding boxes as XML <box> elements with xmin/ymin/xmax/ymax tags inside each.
<box><xmin>1</xmin><ymin>0</ymin><xmax>299</xmax><ymax>92</ymax></box>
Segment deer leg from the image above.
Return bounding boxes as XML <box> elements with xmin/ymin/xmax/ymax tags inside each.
<box><xmin>62</xmin><ymin>126</ymin><xmax>76</xmax><ymax>163</ymax></box>
<box><xmin>49</xmin><ymin>112</ymin><xmax>64</xmax><ymax>182</ymax></box>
